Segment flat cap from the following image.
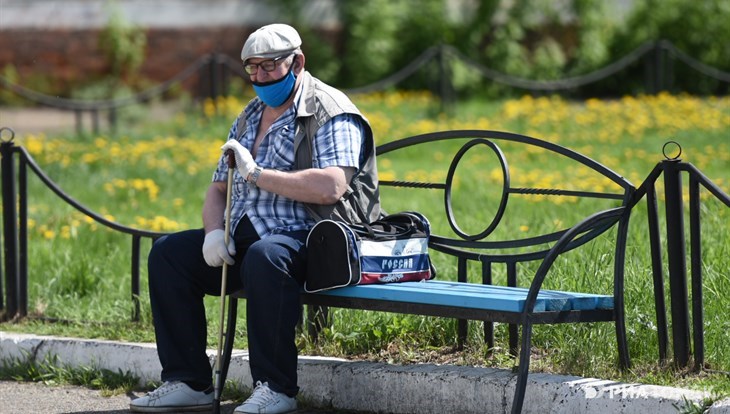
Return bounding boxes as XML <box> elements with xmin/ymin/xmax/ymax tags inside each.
<box><xmin>241</xmin><ymin>23</ymin><xmax>302</xmax><ymax>61</ymax></box>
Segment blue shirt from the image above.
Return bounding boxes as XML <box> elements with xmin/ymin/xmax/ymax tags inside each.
<box><xmin>212</xmin><ymin>92</ymin><xmax>364</xmax><ymax>237</ymax></box>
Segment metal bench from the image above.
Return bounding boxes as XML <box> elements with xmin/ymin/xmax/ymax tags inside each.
<box><xmin>216</xmin><ymin>130</ymin><xmax>635</xmax><ymax>414</ymax></box>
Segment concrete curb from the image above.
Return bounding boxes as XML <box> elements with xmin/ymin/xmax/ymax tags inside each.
<box><xmin>1</xmin><ymin>331</ymin><xmax>727</xmax><ymax>414</ymax></box>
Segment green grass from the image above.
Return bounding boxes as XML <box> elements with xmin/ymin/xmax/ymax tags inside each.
<box><xmin>1</xmin><ymin>92</ymin><xmax>729</xmax><ymax>398</ymax></box>
<box><xmin>0</xmin><ymin>352</ymin><xmax>139</xmax><ymax>396</ymax></box>
<box><xmin>0</xmin><ymin>351</ymin><xmax>254</xmax><ymax>401</ymax></box>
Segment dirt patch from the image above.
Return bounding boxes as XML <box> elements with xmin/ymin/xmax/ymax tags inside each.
<box><xmin>0</xmin><ymin>103</ymin><xmax>183</xmax><ymax>136</ymax></box>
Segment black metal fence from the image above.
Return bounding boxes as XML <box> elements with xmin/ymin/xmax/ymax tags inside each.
<box><xmin>1</xmin><ymin>40</ymin><xmax>729</xmax><ymax>134</ymax></box>
<box><xmin>0</xmin><ymin>37</ymin><xmax>729</xmax><ymax>370</ymax></box>
<box><xmin>0</xmin><ymin>127</ymin><xmax>165</xmax><ymax>322</ymax></box>
<box><xmin>628</xmin><ymin>142</ymin><xmax>730</xmax><ymax>371</ymax></box>
<box><xmin>0</xmin><ymin>121</ymin><xmax>728</xmax><ymax>371</ymax></box>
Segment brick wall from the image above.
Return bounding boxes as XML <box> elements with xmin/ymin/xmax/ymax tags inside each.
<box><xmin>0</xmin><ymin>26</ymin><xmax>254</xmax><ymax>96</ymax></box>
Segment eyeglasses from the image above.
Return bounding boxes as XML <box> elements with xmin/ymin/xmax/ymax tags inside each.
<box><xmin>243</xmin><ymin>54</ymin><xmax>293</xmax><ymax>75</ymax></box>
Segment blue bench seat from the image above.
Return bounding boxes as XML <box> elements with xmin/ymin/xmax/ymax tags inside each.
<box><xmin>315</xmin><ymin>280</ymin><xmax>614</xmax><ymax>313</ymax></box>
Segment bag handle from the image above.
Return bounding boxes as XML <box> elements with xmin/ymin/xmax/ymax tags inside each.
<box><xmin>346</xmin><ymin>212</ymin><xmax>428</xmax><ymax>239</ymax></box>
<box><xmin>370</xmin><ymin>213</ymin><xmax>420</xmax><ymax>233</ymax></box>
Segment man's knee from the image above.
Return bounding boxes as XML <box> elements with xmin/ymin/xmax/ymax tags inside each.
<box><xmin>243</xmin><ymin>240</ymin><xmax>282</xmax><ymax>276</ymax></box>
<box><xmin>242</xmin><ymin>236</ymin><xmax>304</xmax><ymax>289</ymax></box>
<box><xmin>148</xmin><ymin>234</ymin><xmax>168</xmax><ymax>264</ymax></box>
<box><xmin>148</xmin><ymin>231</ymin><xmax>202</xmax><ymax>282</ymax></box>
<box><xmin>148</xmin><ymin>233</ymin><xmax>182</xmax><ymax>270</ymax></box>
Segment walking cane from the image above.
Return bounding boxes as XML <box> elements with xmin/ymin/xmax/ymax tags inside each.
<box><xmin>213</xmin><ymin>150</ymin><xmax>235</xmax><ymax>414</ymax></box>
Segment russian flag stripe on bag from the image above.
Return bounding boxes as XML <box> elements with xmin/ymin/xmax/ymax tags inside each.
<box><xmin>360</xmin><ymin>255</ymin><xmax>432</xmax><ymax>284</ymax></box>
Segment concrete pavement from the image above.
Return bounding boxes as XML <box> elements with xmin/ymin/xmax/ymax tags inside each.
<box><xmin>1</xmin><ymin>331</ymin><xmax>729</xmax><ymax>414</ymax></box>
<box><xmin>0</xmin><ymin>380</ymin><xmax>349</xmax><ymax>414</ymax></box>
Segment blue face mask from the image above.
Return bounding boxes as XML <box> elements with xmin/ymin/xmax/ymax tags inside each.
<box><xmin>252</xmin><ymin>69</ymin><xmax>296</xmax><ymax>107</ymax></box>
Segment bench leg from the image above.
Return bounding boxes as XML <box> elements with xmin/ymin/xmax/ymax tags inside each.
<box><xmin>614</xmin><ymin>212</ymin><xmax>632</xmax><ymax>370</ymax></box>
<box><xmin>482</xmin><ymin>261</ymin><xmax>495</xmax><ymax>351</ymax></box>
<box><xmin>483</xmin><ymin>322</ymin><xmax>494</xmax><ymax>352</ymax></box>
<box><xmin>616</xmin><ymin>311</ymin><xmax>631</xmax><ymax>369</ymax></box>
<box><xmin>457</xmin><ymin>320</ymin><xmax>467</xmax><ymax>350</ymax></box>
<box><xmin>511</xmin><ymin>321</ymin><xmax>532</xmax><ymax>414</ymax></box>
<box><xmin>214</xmin><ymin>296</ymin><xmax>239</xmax><ymax>414</ymax></box>
<box><xmin>615</xmin><ymin>300</ymin><xmax>631</xmax><ymax>370</ymax></box>
<box><xmin>306</xmin><ymin>305</ymin><xmax>329</xmax><ymax>342</ymax></box>
<box><xmin>507</xmin><ymin>262</ymin><xmax>519</xmax><ymax>356</ymax></box>
<box><xmin>457</xmin><ymin>258</ymin><xmax>468</xmax><ymax>349</ymax></box>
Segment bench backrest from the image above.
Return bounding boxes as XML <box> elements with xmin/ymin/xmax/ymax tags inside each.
<box><xmin>375</xmin><ymin>130</ymin><xmax>636</xmax><ymax>293</ymax></box>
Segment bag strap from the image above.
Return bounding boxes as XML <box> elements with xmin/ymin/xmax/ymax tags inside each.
<box><xmin>370</xmin><ymin>213</ymin><xmax>421</xmax><ymax>233</ymax></box>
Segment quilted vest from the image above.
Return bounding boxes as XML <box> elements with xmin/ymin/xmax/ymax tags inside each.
<box><xmin>235</xmin><ymin>71</ymin><xmax>381</xmax><ymax>224</ymax></box>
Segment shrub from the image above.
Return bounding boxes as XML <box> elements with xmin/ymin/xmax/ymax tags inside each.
<box><xmin>608</xmin><ymin>0</ymin><xmax>730</xmax><ymax>95</ymax></box>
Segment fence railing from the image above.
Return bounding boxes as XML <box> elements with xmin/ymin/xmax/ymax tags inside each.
<box><xmin>0</xmin><ymin>127</ymin><xmax>165</xmax><ymax>322</ymax></box>
<box><xmin>629</xmin><ymin>142</ymin><xmax>730</xmax><ymax>371</ymax></box>
<box><xmin>0</xmin><ymin>54</ymin><xmax>223</xmax><ymax>135</ymax></box>
<box><xmin>0</xmin><ymin>137</ymin><xmax>728</xmax><ymax>370</ymax></box>
<box><xmin>2</xmin><ymin>40</ymin><xmax>729</xmax><ymax>134</ymax></box>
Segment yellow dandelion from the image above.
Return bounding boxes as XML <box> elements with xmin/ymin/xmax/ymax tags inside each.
<box><xmin>25</xmin><ymin>135</ymin><xmax>44</xmax><ymax>155</ymax></box>
<box><xmin>379</xmin><ymin>171</ymin><xmax>396</xmax><ymax>181</ymax></box>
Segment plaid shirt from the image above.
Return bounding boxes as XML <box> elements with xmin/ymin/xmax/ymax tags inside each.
<box><xmin>212</xmin><ymin>91</ymin><xmax>364</xmax><ymax>237</ymax></box>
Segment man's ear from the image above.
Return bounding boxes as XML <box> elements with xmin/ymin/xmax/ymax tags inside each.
<box><xmin>293</xmin><ymin>54</ymin><xmax>305</xmax><ymax>75</ymax></box>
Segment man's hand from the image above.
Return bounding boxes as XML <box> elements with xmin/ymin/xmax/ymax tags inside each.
<box><xmin>202</xmin><ymin>229</ymin><xmax>236</xmax><ymax>267</ymax></box>
<box><xmin>221</xmin><ymin>139</ymin><xmax>257</xmax><ymax>180</ymax></box>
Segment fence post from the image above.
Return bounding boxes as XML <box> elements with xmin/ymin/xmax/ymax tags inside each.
<box><xmin>437</xmin><ymin>45</ymin><xmax>446</xmax><ymax>113</ymax></box>
<box><xmin>644</xmin><ymin>40</ymin><xmax>666</xmax><ymax>94</ymax></box>
<box><xmin>643</xmin><ymin>46</ymin><xmax>653</xmax><ymax>94</ymax></box>
<box><xmin>75</xmin><ymin>110</ymin><xmax>83</xmax><ymax>136</ymax></box>
<box><xmin>218</xmin><ymin>54</ymin><xmax>230</xmax><ymax>97</ymax></box>
<box><xmin>646</xmin><ymin>183</ymin><xmax>669</xmax><ymax>362</ymax></box>
<box><xmin>688</xmin><ymin>173</ymin><xmax>704</xmax><ymax>371</ymax></box>
<box><xmin>661</xmin><ymin>143</ymin><xmax>691</xmax><ymax>368</ymax></box>
<box><xmin>0</xmin><ymin>138</ymin><xmax>4</xmax><ymax>313</ymax></box>
<box><xmin>654</xmin><ymin>40</ymin><xmax>665</xmax><ymax>94</ymax></box>
<box><xmin>109</xmin><ymin>107</ymin><xmax>117</xmax><ymax>135</ymax></box>
<box><xmin>437</xmin><ymin>45</ymin><xmax>454</xmax><ymax>114</ymax></box>
<box><xmin>18</xmin><ymin>148</ymin><xmax>28</xmax><ymax>317</ymax></box>
<box><xmin>91</xmin><ymin>108</ymin><xmax>99</xmax><ymax>135</ymax></box>
<box><xmin>0</xmin><ymin>129</ymin><xmax>19</xmax><ymax>321</ymax></box>
<box><xmin>661</xmin><ymin>40</ymin><xmax>675</xmax><ymax>93</ymax></box>
<box><xmin>131</xmin><ymin>235</ymin><xmax>141</xmax><ymax>322</ymax></box>
<box><xmin>209</xmin><ymin>55</ymin><xmax>220</xmax><ymax>103</ymax></box>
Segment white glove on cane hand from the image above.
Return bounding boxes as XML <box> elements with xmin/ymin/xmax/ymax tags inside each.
<box><xmin>202</xmin><ymin>229</ymin><xmax>236</xmax><ymax>267</ymax></box>
<box><xmin>221</xmin><ymin>139</ymin><xmax>257</xmax><ymax>180</ymax></box>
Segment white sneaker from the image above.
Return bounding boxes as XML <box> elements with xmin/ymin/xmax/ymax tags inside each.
<box><xmin>234</xmin><ymin>381</ymin><xmax>297</xmax><ymax>414</ymax></box>
<box><xmin>129</xmin><ymin>381</ymin><xmax>213</xmax><ymax>412</ymax></box>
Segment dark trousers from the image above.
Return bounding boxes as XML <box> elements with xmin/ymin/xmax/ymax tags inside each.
<box><xmin>147</xmin><ymin>216</ymin><xmax>308</xmax><ymax>397</ymax></box>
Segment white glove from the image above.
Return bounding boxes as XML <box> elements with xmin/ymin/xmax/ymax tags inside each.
<box><xmin>221</xmin><ymin>139</ymin><xmax>257</xmax><ymax>180</ymax></box>
<box><xmin>202</xmin><ymin>229</ymin><xmax>236</xmax><ymax>267</ymax></box>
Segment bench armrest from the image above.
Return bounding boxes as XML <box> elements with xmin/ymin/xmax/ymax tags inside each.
<box><xmin>523</xmin><ymin>206</ymin><xmax>628</xmax><ymax>314</ymax></box>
